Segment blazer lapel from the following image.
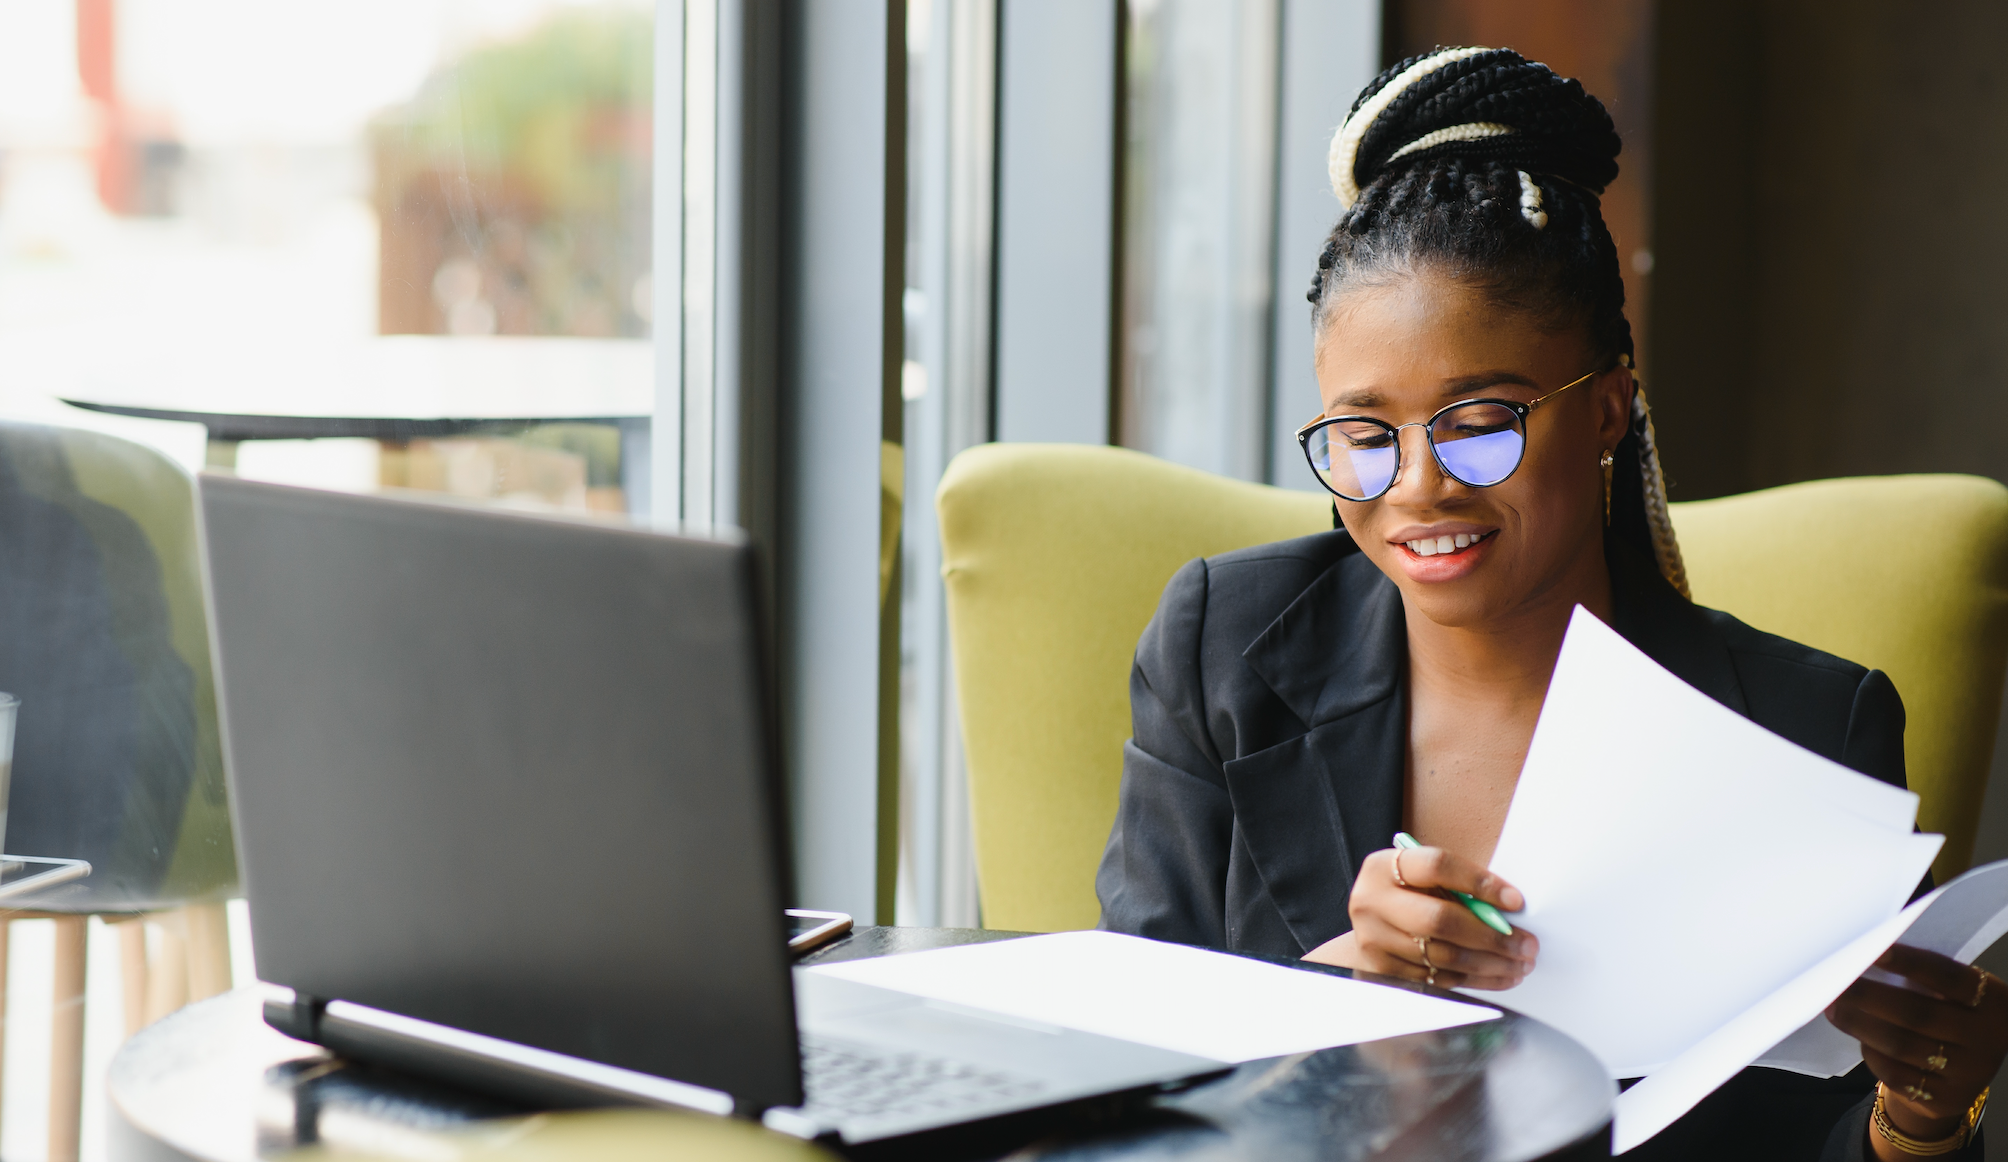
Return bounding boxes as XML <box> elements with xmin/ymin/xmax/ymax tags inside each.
<box><xmin>1214</xmin><ymin>540</ymin><xmax>1746</xmax><ymax>955</ymax></box>
<box><xmin>1226</xmin><ymin>550</ymin><xmax>1407</xmax><ymax>952</ymax></box>
<box><xmin>1607</xmin><ymin>544</ymin><xmax>1748</xmax><ymax>715</ymax></box>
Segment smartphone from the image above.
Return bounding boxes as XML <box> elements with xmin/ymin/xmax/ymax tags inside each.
<box><xmin>786</xmin><ymin>909</ymin><xmax>852</xmax><ymax>956</ymax></box>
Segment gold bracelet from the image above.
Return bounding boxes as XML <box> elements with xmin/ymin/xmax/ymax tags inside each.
<box><xmin>1873</xmin><ymin>1082</ymin><xmax>1990</xmax><ymax>1156</ymax></box>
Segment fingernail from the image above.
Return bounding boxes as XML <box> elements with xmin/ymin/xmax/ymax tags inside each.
<box><xmin>1500</xmin><ymin>886</ymin><xmax>1525</xmax><ymax>911</ymax></box>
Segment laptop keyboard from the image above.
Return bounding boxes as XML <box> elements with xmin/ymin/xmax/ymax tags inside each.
<box><xmin>799</xmin><ymin>1034</ymin><xmax>1048</xmax><ymax>1123</ymax></box>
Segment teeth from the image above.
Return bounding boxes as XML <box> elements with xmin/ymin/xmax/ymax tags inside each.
<box><xmin>1405</xmin><ymin>531</ymin><xmax>1490</xmax><ymax>557</ymax></box>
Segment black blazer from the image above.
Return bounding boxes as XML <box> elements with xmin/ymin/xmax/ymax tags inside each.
<box><xmin>1095</xmin><ymin>528</ymin><xmax>1946</xmax><ymax>1162</ymax></box>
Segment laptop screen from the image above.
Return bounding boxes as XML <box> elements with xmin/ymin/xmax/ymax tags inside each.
<box><xmin>200</xmin><ymin>478</ymin><xmax>801</xmax><ymax>1110</ymax></box>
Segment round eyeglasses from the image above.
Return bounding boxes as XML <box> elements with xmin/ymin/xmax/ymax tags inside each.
<box><xmin>1296</xmin><ymin>368</ymin><xmax>1603</xmax><ymax>502</ymax></box>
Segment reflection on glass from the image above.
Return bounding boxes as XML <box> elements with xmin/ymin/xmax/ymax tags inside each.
<box><xmin>372</xmin><ymin>9</ymin><xmax>653</xmax><ymax>340</ymax></box>
<box><xmin>0</xmin><ymin>1</ymin><xmax>652</xmax><ymax>514</ymax></box>
<box><xmin>1120</xmin><ymin>0</ymin><xmax>1278</xmax><ymax>483</ymax></box>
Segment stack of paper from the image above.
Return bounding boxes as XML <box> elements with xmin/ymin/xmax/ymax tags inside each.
<box><xmin>809</xmin><ymin>929</ymin><xmax>1500</xmax><ymax>1063</ymax></box>
<box><xmin>1479</xmin><ymin>609</ymin><xmax>2008</xmax><ymax>1152</ymax></box>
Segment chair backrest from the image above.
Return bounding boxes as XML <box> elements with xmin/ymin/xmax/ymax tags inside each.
<box><xmin>938</xmin><ymin>444</ymin><xmax>2008</xmax><ymax>931</ymax></box>
<box><xmin>1669</xmin><ymin>475</ymin><xmax>2008</xmax><ymax>885</ymax></box>
<box><xmin>0</xmin><ymin>421</ymin><xmax>237</xmax><ymax>910</ymax></box>
<box><xmin>937</xmin><ymin>444</ymin><xmax>1329</xmax><ymax>931</ymax></box>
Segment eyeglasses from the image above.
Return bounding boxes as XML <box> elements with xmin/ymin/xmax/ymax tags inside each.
<box><xmin>1296</xmin><ymin>368</ymin><xmax>1603</xmax><ymax>502</ymax></box>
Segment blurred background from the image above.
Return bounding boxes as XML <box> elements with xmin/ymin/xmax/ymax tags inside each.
<box><xmin>5</xmin><ymin>2</ymin><xmax>2008</xmax><ymax>1157</ymax></box>
<box><xmin>0</xmin><ymin>0</ymin><xmax>651</xmax><ymax>513</ymax></box>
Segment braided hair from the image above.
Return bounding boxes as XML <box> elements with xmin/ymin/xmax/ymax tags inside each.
<box><xmin>1309</xmin><ymin>47</ymin><xmax>1688</xmax><ymax>598</ymax></box>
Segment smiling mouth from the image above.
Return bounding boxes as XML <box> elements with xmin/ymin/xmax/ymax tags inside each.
<box><xmin>1400</xmin><ymin>530</ymin><xmax>1495</xmax><ymax>558</ymax></box>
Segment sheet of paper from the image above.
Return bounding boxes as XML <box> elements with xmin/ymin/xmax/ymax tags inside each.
<box><xmin>1473</xmin><ymin>608</ymin><xmax>1941</xmax><ymax>1079</ymax></box>
<box><xmin>808</xmin><ymin>930</ymin><xmax>1499</xmax><ymax>1064</ymax></box>
<box><xmin>1613</xmin><ymin>893</ymin><xmax>1936</xmax><ymax>1152</ymax></box>
<box><xmin>1754</xmin><ymin>860</ymin><xmax>2008</xmax><ymax>1078</ymax></box>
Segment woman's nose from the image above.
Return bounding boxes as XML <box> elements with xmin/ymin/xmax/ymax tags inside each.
<box><xmin>1383</xmin><ymin>424</ymin><xmax>1452</xmax><ymax>506</ymax></box>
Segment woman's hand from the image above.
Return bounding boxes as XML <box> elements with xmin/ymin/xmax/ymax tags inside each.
<box><xmin>1301</xmin><ymin>842</ymin><xmax>1535</xmax><ymax>989</ymax></box>
<box><xmin>1827</xmin><ymin>945</ymin><xmax>2008</xmax><ymax>1159</ymax></box>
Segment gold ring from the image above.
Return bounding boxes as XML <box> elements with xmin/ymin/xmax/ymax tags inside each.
<box><xmin>1927</xmin><ymin>1046</ymin><xmax>1949</xmax><ymax>1074</ymax></box>
<box><xmin>1415</xmin><ymin>935</ymin><xmax>1437</xmax><ymax>986</ymax></box>
<box><xmin>1392</xmin><ymin>848</ymin><xmax>1409</xmax><ymax>889</ymax></box>
<box><xmin>1972</xmin><ymin>969</ymin><xmax>1991</xmax><ymax>1009</ymax></box>
<box><xmin>1903</xmin><ymin>1083</ymin><xmax>1936</xmax><ymax>1103</ymax></box>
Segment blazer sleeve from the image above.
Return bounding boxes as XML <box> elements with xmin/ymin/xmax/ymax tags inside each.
<box><xmin>1813</xmin><ymin>670</ymin><xmax>1979</xmax><ymax>1162</ymax></box>
<box><xmin>1840</xmin><ymin>668</ymin><xmax>1907</xmax><ymax>791</ymax></box>
<box><xmin>1096</xmin><ymin>558</ymin><xmax>1234</xmax><ymax>948</ymax></box>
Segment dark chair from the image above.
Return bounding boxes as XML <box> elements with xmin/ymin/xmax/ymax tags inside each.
<box><xmin>0</xmin><ymin>420</ymin><xmax>237</xmax><ymax>1161</ymax></box>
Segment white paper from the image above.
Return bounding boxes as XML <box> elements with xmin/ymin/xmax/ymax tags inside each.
<box><xmin>1754</xmin><ymin>860</ymin><xmax>2008</xmax><ymax>1078</ymax></box>
<box><xmin>1475</xmin><ymin>609</ymin><xmax>1941</xmax><ymax>1079</ymax></box>
<box><xmin>1614</xmin><ymin>896</ymin><xmax>1933</xmax><ymax>1152</ymax></box>
<box><xmin>809</xmin><ymin>930</ymin><xmax>1499</xmax><ymax>1064</ymax></box>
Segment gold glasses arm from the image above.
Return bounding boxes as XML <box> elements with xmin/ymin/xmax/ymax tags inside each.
<box><xmin>1525</xmin><ymin>368</ymin><xmax>1604</xmax><ymax>413</ymax></box>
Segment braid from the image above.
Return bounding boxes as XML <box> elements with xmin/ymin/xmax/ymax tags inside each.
<box><xmin>1631</xmin><ymin>385</ymin><xmax>1689</xmax><ymax>598</ymax></box>
<box><xmin>1309</xmin><ymin>46</ymin><xmax>1684</xmax><ymax>596</ymax></box>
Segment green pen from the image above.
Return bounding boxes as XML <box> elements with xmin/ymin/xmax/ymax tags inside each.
<box><xmin>1392</xmin><ymin>831</ymin><xmax>1516</xmax><ymax>936</ymax></box>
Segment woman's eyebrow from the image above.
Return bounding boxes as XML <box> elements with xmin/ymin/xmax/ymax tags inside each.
<box><xmin>1441</xmin><ymin>371</ymin><xmax>1542</xmax><ymax>395</ymax></box>
<box><xmin>1331</xmin><ymin>372</ymin><xmax>1541</xmax><ymax>410</ymax></box>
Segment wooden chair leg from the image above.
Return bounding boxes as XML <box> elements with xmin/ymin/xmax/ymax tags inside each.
<box><xmin>119</xmin><ymin>918</ymin><xmax>149</xmax><ymax>1037</ymax></box>
<box><xmin>143</xmin><ymin>914</ymin><xmax>188</xmax><ymax>1029</ymax></box>
<box><xmin>183</xmin><ymin>902</ymin><xmax>232</xmax><ymax>1002</ymax></box>
<box><xmin>50</xmin><ymin>915</ymin><xmax>86</xmax><ymax>1162</ymax></box>
<box><xmin>0</xmin><ymin>917</ymin><xmax>10</xmax><ymax>1142</ymax></box>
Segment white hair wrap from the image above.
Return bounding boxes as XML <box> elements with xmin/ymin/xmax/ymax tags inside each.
<box><xmin>1386</xmin><ymin>121</ymin><xmax>1514</xmax><ymax>163</ymax></box>
<box><xmin>1328</xmin><ymin>46</ymin><xmax>1494</xmax><ymax>208</ymax></box>
<box><xmin>1517</xmin><ymin>170</ymin><xmax>1548</xmax><ymax>229</ymax></box>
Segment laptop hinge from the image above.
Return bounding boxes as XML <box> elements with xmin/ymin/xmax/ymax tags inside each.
<box><xmin>263</xmin><ymin>990</ymin><xmax>325</xmax><ymax>1043</ymax></box>
<box><xmin>316</xmin><ymin>999</ymin><xmax>738</xmax><ymax>1117</ymax></box>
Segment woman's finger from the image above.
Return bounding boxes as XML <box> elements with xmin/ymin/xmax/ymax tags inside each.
<box><xmin>1861</xmin><ymin>1044</ymin><xmax>1970</xmax><ymax>1122</ymax></box>
<box><xmin>1381</xmin><ymin>888</ymin><xmax>1537</xmax><ymax>966</ymax></box>
<box><xmin>1351</xmin><ymin>911</ymin><xmax>1528</xmax><ymax>984</ymax></box>
<box><xmin>1875</xmin><ymin>945</ymin><xmax>1988</xmax><ymax>1006</ymax></box>
<box><xmin>1828</xmin><ymin>999</ymin><xmax>1968</xmax><ymax>1077</ymax></box>
<box><xmin>1349</xmin><ymin>936</ymin><xmax>1469</xmax><ymax>990</ymax></box>
<box><xmin>1386</xmin><ymin>844</ymin><xmax>1525</xmax><ymax>912</ymax></box>
<box><xmin>1833</xmin><ymin>976</ymin><xmax>1990</xmax><ymax>1046</ymax></box>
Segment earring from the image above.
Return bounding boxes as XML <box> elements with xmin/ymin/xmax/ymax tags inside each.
<box><xmin>1601</xmin><ymin>450</ymin><xmax>1616</xmax><ymax>526</ymax></box>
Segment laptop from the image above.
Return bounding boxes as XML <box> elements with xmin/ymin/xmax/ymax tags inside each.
<box><xmin>198</xmin><ymin>477</ymin><xmax>1220</xmax><ymax>1145</ymax></box>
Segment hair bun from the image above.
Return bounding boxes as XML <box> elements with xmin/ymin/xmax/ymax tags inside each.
<box><xmin>1328</xmin><ymin>47</ymin><xmax>1620</xmax><ymax>208</ymax></box>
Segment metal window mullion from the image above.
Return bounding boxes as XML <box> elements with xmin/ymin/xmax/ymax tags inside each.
<box><xmin>1265</xmin><ymin>0</ymin><xmax>1377</xmax><ymax>489</ymax></box>
<box><xmin>652</xmin><ymin>0</ymin><xmax>687</xmax><ymax>523</ymax></box>
<box><xmin>933</xmin><ymin>0</ymin><xmax>996</xmax><ymax>927</ymax></box>
<box><xmin>682</xmin><ymin>0</ymin><xmax>719</xmax><ymax>527</ymax></box>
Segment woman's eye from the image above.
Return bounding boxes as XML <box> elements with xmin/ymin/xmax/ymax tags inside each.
<box><xmin>1333</xmin><ymin>425</ymin><xmax>1397</xmax><ymax>447</ymax></box>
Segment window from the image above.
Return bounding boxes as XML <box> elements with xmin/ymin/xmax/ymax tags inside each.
<box><xmin>0</xmin><ymin>0</ymin><xmax>653</xmax><ymax>514</ymax></box>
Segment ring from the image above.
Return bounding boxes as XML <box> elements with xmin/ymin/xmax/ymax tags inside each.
<box><xmin>1927</xmin><ymin>1047</ymin><xmax>1949</xmax><ymax>1074</ymax></box>
<box><xmin>1392</xmin><ymin>848</ymin><xmax>1409</xmax><ymax>889</ymax></box>
<box><xmin>1971</xmin><ymin>969</ymin><xmax>1991</xmax><ymax>1009</ymax></box>
<box><xmin>1415</xmin><ymin>935</ymin><xmax>1437</xmax><ymax>987</ymax></box>
<box><xmin>1904</xmin><ymin>1083</ymin><xmax>1936</xmax><ymax>1103</ymax></box>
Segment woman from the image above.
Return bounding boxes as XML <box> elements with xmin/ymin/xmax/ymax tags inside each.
<box><xmin>1095</xmin><ymin>48</ymin><xmax>2008</xmax><ymax>1161</ymax></box>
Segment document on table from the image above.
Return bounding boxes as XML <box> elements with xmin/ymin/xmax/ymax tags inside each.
<box><xmin>807</xmin><ymin>929</ymin><xmax>1500</xmax><ymax>1064</ymax></box>
<box><xmin>1471</xmin><ymin>608</ymin><xmax>2008</xmax><ymax>1154</ymax></box>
